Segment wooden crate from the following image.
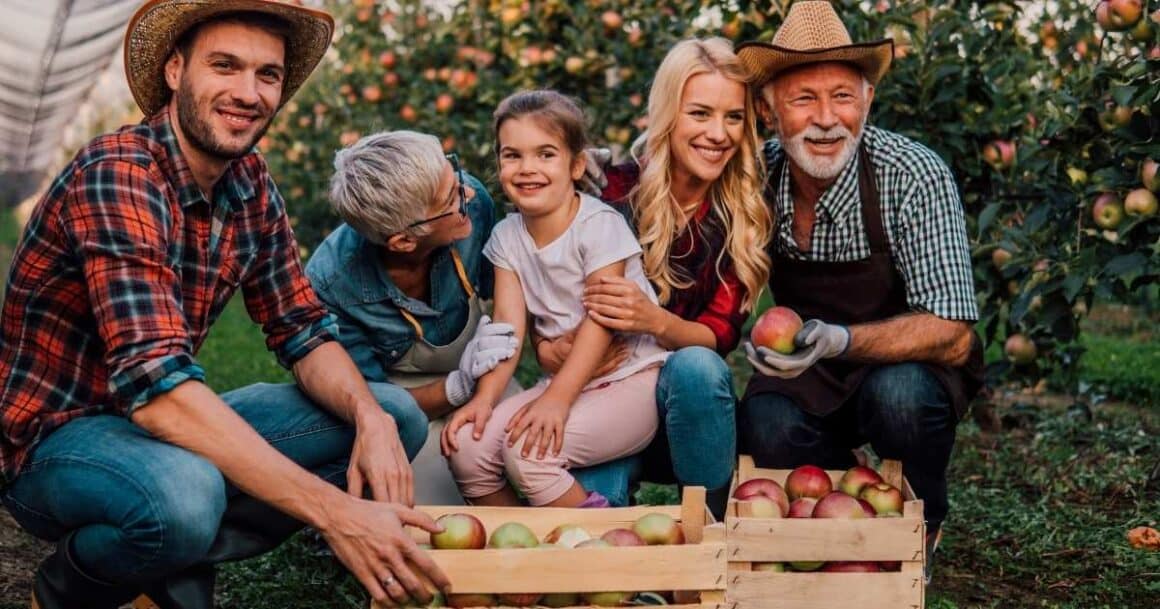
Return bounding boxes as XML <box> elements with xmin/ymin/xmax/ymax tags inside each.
<box><xmin>387</xmin><ymin>487</ymin><xmax>727</xmax><ymax>608</ymax></box>
<box><xmin>726</xmin><ymin>456</ymin><xmax>926</xmax><ymax>609</ymax></box>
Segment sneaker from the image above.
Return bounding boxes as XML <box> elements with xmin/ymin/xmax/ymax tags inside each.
<box><xmin>924</xmin><ymin>527</ymin><xmax>943</xmax><ymax>585</ymax></box>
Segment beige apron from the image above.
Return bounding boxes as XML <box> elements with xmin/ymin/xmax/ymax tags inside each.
<box><xmin>387</xmin><ymin>249</ymin><xmax>520</xmax><ymax>505</ymax></box>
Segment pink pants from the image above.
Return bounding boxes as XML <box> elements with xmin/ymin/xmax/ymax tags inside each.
<box><xmin>447</xmin><ymin>368</ymin><xmax>659</xmax><ymax>506</ymax></box>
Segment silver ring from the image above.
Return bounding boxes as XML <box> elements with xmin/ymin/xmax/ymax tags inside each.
<box><xmin>382</xmin><ymin>576</ymin><xmax>396</xmax><ymax>588</ymax></box>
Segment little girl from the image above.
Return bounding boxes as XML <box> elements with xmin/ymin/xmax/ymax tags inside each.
<box><xmin>441</xmin><ymin>90</ymin><xmax>668</xmax><ymax>507</ymax></box>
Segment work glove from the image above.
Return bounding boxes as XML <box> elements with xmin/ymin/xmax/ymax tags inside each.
<box><xmin>577</xmin><ymin>147</ymin><xmax>613</xmax><ymax>196</ymax></box>
<box><xmin>444</xmin><ymin>315</ymin><xmax>518</xmax><ymax>406</ymax></box>
<box><xmin>744</xmin><ymin>319</ymin><xmax>851</xmax><ymax>379</ymax></box>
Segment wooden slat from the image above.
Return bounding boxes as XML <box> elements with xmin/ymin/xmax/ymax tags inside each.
<box><xmin>429</xmin><ymin>544</ymin><xmax>726</xmax><ymax>593</ymax></box>
<box><xmin>727</xmin><ymin>517</ymin><xmax>924</xmax><ymax>562</ymax></box>
<box><xmin>728</xmin><ymin>571</ymin><xmax>924</xmax><ymax>609</ymax></box>
<box><xmin>880</xmin><ymin>460</ymin><xmax>903</xmax><ymax>489</ymax></box>
<box><xmin>681</xmin><ymin>486</ymin><xmax>707</xmax><ymax>543</ymax></box>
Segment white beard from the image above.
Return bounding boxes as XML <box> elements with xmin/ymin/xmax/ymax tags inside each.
<box><xmin>780</xmin><ymin>121</ymin><xmax>865</xmax><ymax>180</ymax></box>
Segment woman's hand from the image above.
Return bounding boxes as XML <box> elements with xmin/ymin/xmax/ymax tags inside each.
<box><xmin>583</xmin><ymin>276</ymin><xmax>670</xmax><ymax>336</ymax></box>
<box><xmin>505</xmin><ymin>396</ymin><xmax>571</xmax><ymax>460</ymax></box>
<box><xmin>440</xmin><ymin>399</ymin><xmax>493</xmax><ymax>456</ymax></box>
<box><xmin>535</xmin><ymin>328</ymin><xmax>629</xmax><ymax>378</ymax></box>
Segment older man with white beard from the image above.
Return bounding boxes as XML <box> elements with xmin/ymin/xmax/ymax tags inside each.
<box><xmin>736</xmin><ymin>1</ymin><xmax>984</xmax><ymax>582</ymax></box>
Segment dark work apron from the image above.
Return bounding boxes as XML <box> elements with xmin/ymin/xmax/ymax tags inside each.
<box><xmin>745</xmin><ymin>146</ymin><xmax>983</xmax><ymax>419</ymax></box>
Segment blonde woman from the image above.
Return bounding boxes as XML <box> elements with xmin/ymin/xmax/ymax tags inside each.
<box><xmin>536</xmin><ymin>37</ymin><xmax>772</xmax><ymax>517</ymax></box>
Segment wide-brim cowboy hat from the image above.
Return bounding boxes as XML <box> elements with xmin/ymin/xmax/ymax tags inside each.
<box><xmin>123</xmin><ymin>0</ymin><xmax>335</xmax><ymax>116</ymax></box>
<box><xmin>737</xmin><ymin>0</ymin><xmax>893</xmax><ymax>87</ymax></box>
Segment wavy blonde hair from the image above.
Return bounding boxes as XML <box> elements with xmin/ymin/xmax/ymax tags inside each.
<box><xmin>629</xmin><ymin>37</ymin><xmax>772</xmax><ymax>311</ymax></box>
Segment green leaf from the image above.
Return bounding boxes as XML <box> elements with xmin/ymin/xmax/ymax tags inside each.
<box><xmin>1102</xmin><ymin>253</ymin><xmax>1148</xmax><ymax>286</ymax></box>
<box><xmin>1110</xmin><ymin>85</ymin><xmax>1137</xmax><ymax>107</ymax></box>
<box><xmin>1063</xmin><ymin>272</ymin><xmax>1086</xmax><ymax>302</ymax></box>
<box><xmin>977</xmin><ymin>202</ymin><xmax>1002</xmax><ymax>238</ymax></box>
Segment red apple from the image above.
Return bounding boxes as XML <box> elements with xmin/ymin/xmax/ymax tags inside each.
<box><xmin>745</xmin><ymin>496</ymin><xmax>784</xmax><ymax>518</ymax></box>
<box><xmin>837</xmin><ymin>466</ymin><xmax>884</xmax><ymax>497</ymax></box>
<box><xmin>600</xmin><ymin>10</ymin><xmax>624</xmax><ymax>30</ymax></box>
<box><xmin>543</xmin><ymin>523</ymin><xmax>591</xmax><ymax>548</ymax></box>
<box><xmin>750</xmin><ymin>306</ymin><xmax>804</xmax><ymax>354</ymax></box>
<box><xmin>753</xmin><ymin>562</ymin><xmax>786</xmax><ymax>572</ymax></box>
<box><xmin>822</xmin><ymin>561</ymin><xmax>881</xmax><ymax>572</ymax></box>
<box><xmin>733</xmin><ymin>478</ymin><xmax>790</xmax><ymax>516</ymax></box>
<box><xmin>1092</xmin><ymin>193</ymin><xmax>1125</xmax><ymax>229</ymax></box>
<box><xmin>431</xmin><ymin>513</ymin><xmax>486</xmax><ymax>550</ymax></box>
<box><xmin>859</xmin><ymin>482</ymin><xmax>905</xmax><ymax>515</ymax></box>
<box><xmin>857</xmin><ymin>498</ymin><xmax>878</xmax><ymax>518</ymax></box>
<box><xmin>811</xmin><ymin>492</ymin><xmax>872</xmax><ymax>519</ymax></box>
<box><xmin>497</xmin><ymin>592</ymin><xmax>542</xmax><ymax>607</ymax></box>
<box><xmin>787</xmin><ymin>498</ymin><xmax>817</xmax><ymax>518</ymax></box>
<box><xmin>632</xmin><ymin>513</ymin><xmax>685</xmax><ymax>545</ymax></box>
<box><xmin>600</xmin><ymin>528</ymin><xmax>646</xmax><ymax>547</ymax></box>
<box><xmin>446</xmin><ymin>593</ymin><xmax>497</xmax><ymax>608</ymax></box>
<box><xmin>991</xmin><ymin>247</ymin><xmax>1013</xmax><ymax>270</ymax></box>
<box><xmin>1141</xmin><ymin>159</ymin><xmax>1160</xmax><ymax>192</ymax></box>
<box><xmin>982</xmin><ymin>139</ymin><xmax>1016</xmax><ymax>170</ymax></box>
<box><xmin>1097</xmin><ymin>0</ymin><xmax>1143</xmax><ymax>31</ymax></box>
<box><xmin>1125</xmin><ymin>188</ymin><xmax>1158</xmax><ymax>217</ymax></box>
<box><xmin>1004</xmin><ymin>334</ymin><xmax>1037</xmax><ymax>365</ymax></box>
<box><xmin>489</xmin><ymin>522</ymin><xmax>538</xmax><ymax>548</ymax></box>
<box><xmin>785</xmin><ymin>465</ymin><xmax>833</xmax><ymax>500</ymax></box>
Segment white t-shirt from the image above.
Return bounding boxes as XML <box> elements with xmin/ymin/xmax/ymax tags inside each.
<box><xmin>483</xmin><ymin>193</ymin><xmax>669</xmax><ymax>389</ymax></box>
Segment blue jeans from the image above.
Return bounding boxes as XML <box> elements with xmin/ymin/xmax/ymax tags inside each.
<box><xmin>1</xmin><ymin>382</ymin><xmax>429</xmax><ymax>585</ymax></box>
<box><xmin>572</xmin><ymin>346</ymin><xmax>737</xmax><ymax>505</ymax></box>
<box><xmin>737</xmin><ymin>363</ymin><xmax>957</xmax><ymax>530</ymax></box>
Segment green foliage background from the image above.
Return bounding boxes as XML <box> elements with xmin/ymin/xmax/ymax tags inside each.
<box><xmin>262</xmin><ymin>0</ymin><xmax>1160</xmax><ymax>396</ymax></box>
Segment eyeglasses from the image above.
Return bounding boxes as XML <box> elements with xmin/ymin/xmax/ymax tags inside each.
<box><xmin>405</xmin><ymin>153</ymin><xmax>469</xmax><ymax>229</ymax></box>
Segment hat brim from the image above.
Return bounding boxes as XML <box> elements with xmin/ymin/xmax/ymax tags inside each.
<box><xmin>124</xmin><ymin>0</ymin><xmax>335</xmax><ymax>117</ymax></box>
<box><xmin>736</xmin><ymin>39</ymin><xmax>894</xmax><ymax>87</ymax></box>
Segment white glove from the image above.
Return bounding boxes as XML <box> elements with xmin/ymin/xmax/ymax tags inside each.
<box><xmin>577</xmin><ymin>147</ymin><xmax>612</xmax><ymax>196</ymax></box>
<box><xmin>744</xmin><ymin>319</ymin><xmax>850</xmax><ymax>379</ymax></box>
<box><xmin>444</xmin><ymin>315</ymin><xmax>518</xmax><ymax>406</ymax></box>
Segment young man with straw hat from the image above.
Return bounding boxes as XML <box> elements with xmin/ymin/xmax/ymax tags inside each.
<box><xmin>736</xmin><ymin>0</ymin><xmax>984</xmax><ymax>581</ymax></box>
<box><xmin>0</xmin><ymin>1</ymin><xmax>452</xmax><ymax>607</ymax></box>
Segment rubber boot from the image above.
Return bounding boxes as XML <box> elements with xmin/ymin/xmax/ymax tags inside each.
<box><xmin>137</xmin><ymin>494</ymin><xmax>306</xmax><ymax>609</ymax></box>
<box><xmin>31</xmin><ymin>534</ymin><xmax>138</xmax><ymax>609</ymax></box>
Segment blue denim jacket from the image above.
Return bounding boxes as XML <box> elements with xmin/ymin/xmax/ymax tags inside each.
<box><xmin>305</xmin><ymin>173</ymin><xmax>496</xmax><ymax>382</ymax></box>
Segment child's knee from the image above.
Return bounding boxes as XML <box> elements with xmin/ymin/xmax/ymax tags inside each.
<box><xmin>502</xmin><ymin>437</ymin><xmax>567</xmax><ymax>502</ymax></box>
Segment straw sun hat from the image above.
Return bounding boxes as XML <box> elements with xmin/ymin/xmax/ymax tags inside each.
<box><xmin>737</xmin><ymin>0</ymin><xmax>894</xmax><ymax>86</ymax></box>
<box><xmin>123</xmin><ymin>0</ymin><xmax>335</xmax><ymax>116</ymax></box>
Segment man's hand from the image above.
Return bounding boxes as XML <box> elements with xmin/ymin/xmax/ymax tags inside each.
<box><xmin>445</xmin><ymin>315</ymin><xmax>519</xmax><ymax>406</ymax></box>
<box><xmin>577</xmin><ymin>147</ymin><xmax>612</xmax><ymax>196</ymax></box>
<box><xmin>441</xmin><ymin>399</ymin><xmax>493</xmax><ymax>455</ymax></box>
<box><xmin>348</xmin><ymin>410</ymin><xmax>415</xmax><ymax>506</ymax></box>
<box><xmin>505</xmin><ymin>395</ymin><xmax>571</xmax><ymax>460</ymax></box>
<box><xmin>319</xmin><ymin>496</ymin><xmax>451</xmax><ymax>606</ymax></box>
<box><xmin>745</xmin><ymin>319</ymin><xmax>850</xmax><ymax>379</ymax></box>
<box><xmin>535</xmin><ymin>328</ymin><xmax>628</xmax><ymax>379</ymax></box>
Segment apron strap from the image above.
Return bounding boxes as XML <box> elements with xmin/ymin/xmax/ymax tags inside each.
<box><xmin>857</xmin><ymin>145</ymin><xmax>889</xmax><ymax>255</ymax></box>
<box><xmin>397</xmin><ymin>248</ymin><xmax>476</xmax><ymax>341</ymax></box>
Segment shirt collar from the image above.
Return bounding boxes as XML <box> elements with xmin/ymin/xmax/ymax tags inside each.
<box><xmin>147</xmin><ymin>108</ymin><xmax>257</xmax><ymax>211</ymax></box>
<box><xmin>768</xmin><ymin>134</ymin><xmax>863</xmax><ymax>224</ymax></box>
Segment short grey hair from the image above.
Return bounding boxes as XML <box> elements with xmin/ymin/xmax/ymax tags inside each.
<box><xmin>329</xmin><ymin>130</ymin><xmax>445</xmax><ymax>245</ymax></box>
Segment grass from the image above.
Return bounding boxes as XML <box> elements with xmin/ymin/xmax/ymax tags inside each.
<box><xmin>1</xmin><ymin>205</ymin><xmax>1156</xmax><ymax>608</ymax></box>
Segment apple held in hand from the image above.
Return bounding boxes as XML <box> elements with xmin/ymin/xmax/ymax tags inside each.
<box><xmin>751</xmin><ymin>306</ymin><xmax>804</xmax><ymax>354</ymax></box>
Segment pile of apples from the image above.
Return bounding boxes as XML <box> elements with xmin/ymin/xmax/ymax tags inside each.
<box><xmin>413</xmin><ymin>511</ymin><xmax>686</xmax><ymax>607</ymax></box>
<box><xmin>732</xmin><ymin>464</ymin><xmax>906</xmax><ymax>573</ymax></box>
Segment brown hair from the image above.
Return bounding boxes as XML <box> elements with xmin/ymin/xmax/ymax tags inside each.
<box><xmin>493</xmin><ymin>90</ymin><xmax>589</xmax><ymax>157</ymax></box>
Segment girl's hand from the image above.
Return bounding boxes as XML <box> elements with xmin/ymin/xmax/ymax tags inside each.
<box><xmin>504</xmin><ymin>396</ymin><xmax>570</xmax><ymax>460</ymax></box>
<box><xmin>536</xmin><ymin>328</ymin><xmax>630</xmax><ymax>378</ymax></box>
<box><xmin>583</xmin><ymin>276</ymin><xmax>669</xmax><ymax>336</ymax></box>
<box><xmin>441</xmin><ymin>399</ymin><xmax>493</xmax><ymax>456</ymax></box>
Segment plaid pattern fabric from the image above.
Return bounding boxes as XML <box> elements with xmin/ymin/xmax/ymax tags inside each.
<box><xmin>0</xmin><ymin>110</ymin><xmax>336</xmax><ymax>487</ymax></box>
<box><xmin>603</xmin><ymin>163</ymin><xmax>750</xmax><ymax>355</ymax></box>
<box><xmin>764</xmin><ymin>126</ymin><xmax>978</xmax><ymax>322</ymax></box>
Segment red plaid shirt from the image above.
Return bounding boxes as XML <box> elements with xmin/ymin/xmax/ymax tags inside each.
<box><xmin>0</xmin><ymin>110</ymin><xmax>336</xmax><ymax>487</ymax></box>
<box><xmin>602</xmin><ymin>162</ymin><xmax>749</xmax><ymax>356</ymax></box>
